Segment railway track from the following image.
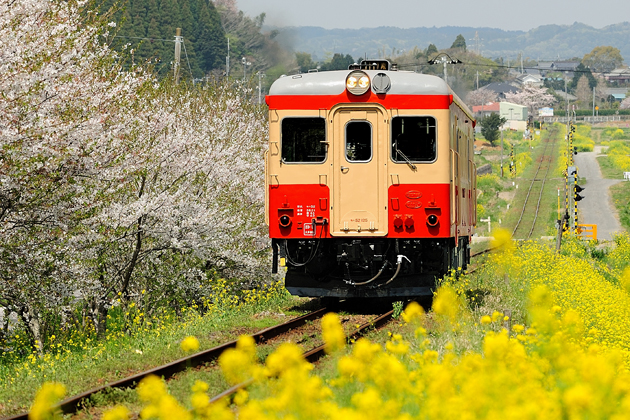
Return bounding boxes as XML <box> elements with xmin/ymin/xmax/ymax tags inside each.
<box><xmin>3</xmin><ymin>304</ymin><xmax>394</xmax><ymax>420</ymax></box>
<box><xmin>511</xmin><ymin>128</ymin><xmax>558</xmax><ymax>240</ymax></box>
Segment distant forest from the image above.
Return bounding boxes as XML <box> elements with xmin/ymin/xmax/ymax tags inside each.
<box><xmin>102</xmin><ymin>0</ymin><xmax>227</xmax><ymax>78</ymax></box>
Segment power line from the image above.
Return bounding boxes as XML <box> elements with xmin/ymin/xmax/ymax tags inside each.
<box><xmin>113</xmin><ymin>35</ymin><xmax>175</xmax><ymax>42</ymax></box>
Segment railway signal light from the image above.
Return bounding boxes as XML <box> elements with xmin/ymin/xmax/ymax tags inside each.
<box><xmin>574</xmin><ymin>193</ymin><xmax>584</xmax><ymax>201</ymax></box>
<box><xmin>575</xmin><ymin>184</ymin><xmax>585</xmax><ymax>193</ymax></box>
<box><xmin>573</xmin><ymin>146</ymin><xmax>578</xmax><ymax>155</ymax></box>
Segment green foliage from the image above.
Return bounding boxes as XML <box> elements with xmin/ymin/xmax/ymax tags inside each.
<box><xmin>296</xmin><ymin>52</ymin><xmax>316</xmax><ymax>73</ymax></box>
<box><xmin>569</xmin><ymin>63</ymin><xmax>597</xmax><ymax>90</ymax></box>
<box><xmin>426</xmin><ymin>44</ymin><xmax>438</xmax><ymax>56</ymax></box>
<box><xmin>582</xmin><ymin>45</ymin><xmax>624</xmax><ymax>73</ymax></box>
<box><xmin>480</xmin><ymin>113</ymin><xmax>507</xmax><ymax>146</ymax></box>
<box><xmin>450</xmin><ymin>34</ymin><xmax>466</xmax><ymax>51</ymax></box>
<box><xmin>320</xmin><ymin>53</ymin><xmax>355</xmax><ymax>71</ymax></box>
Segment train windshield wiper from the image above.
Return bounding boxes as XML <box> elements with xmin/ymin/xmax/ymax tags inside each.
<box><xmin>395</xmin><ymin>146</ymin><xmax>417</xmax><ymax>170</ymax></box>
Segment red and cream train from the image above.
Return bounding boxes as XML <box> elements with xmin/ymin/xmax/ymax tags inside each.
<box><xmin>265</xmin><ymin>60</ymin><xmax>476</xmax><ymax>298</ymax></box>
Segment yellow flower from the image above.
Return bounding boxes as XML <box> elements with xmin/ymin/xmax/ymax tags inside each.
<box><xmin>491</xmin><ymin>228</ymin><xmax>514</xmax><ymax>252</ymax></box>
<box><xmin>321</xmin><ymin>313</ymin><xmax>346</xmax><ymax>354</ymax></box>
<box><xmin>433</xmin><ymin>285</ymin><xmax>460</xmax><ymax>323</ymax></box>
<box><xmin>402</xmin><ymin>301</ymin><xmax>425</xmax><ymax>324</ymax></box>
<box><xmin>480</xmin><ymin>315</ymin><xmax>492</xmax><ymax>325</ymax></box>
<box><xmin>29</xmin><ymin>382</ymin><xmax>66</xmax><ymax>420</ymax></box>
<box><xmin>102</xmin><ymin>405</ymin><xmax>130</xmax><ymax>420</ymax></box>
<box><xmin>180</xmin><ymin>336</ymin><xmax>200</xmax><ymax>353</ymax></box>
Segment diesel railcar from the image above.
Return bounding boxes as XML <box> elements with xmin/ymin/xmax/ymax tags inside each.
<box><xmin>265</xmin><ymin>60</ymin><xmax>476</xmax><ymax>298</ymax></box>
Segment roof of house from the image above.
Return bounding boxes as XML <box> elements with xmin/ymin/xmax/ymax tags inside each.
<box><xmin>472</xmin><ymin>102</ymin><xmax>500</xmax><ymax>113</ymax></box>
<box><xmin>483</xmin><ymin>83</ymin><xmax>519</xmax><ymax>95</ymax></box>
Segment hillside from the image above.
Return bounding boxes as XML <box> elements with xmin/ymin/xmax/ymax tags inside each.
<box><xmin>274</xmin><ymin>22</ymin><xmax>630</xmax><ymax>63</ymax></box>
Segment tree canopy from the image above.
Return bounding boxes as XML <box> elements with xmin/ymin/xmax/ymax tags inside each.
<box><xmin>105</xmin><ymin>0</ymin><xmax>227</xmax><ymax>79</ymax></box>
<box><xmin>451</xmin><ymin>34</ymin><xmax>466</xmax><ymax>51</ymax></box>
<box><xmin>582</xmin><ymin>46</ymin><xmax>624</xmax><ymax>73</ymax></box>
<box><xmin>480</xmin><ymin>113</ymin><xmax>507</xmax><ymax>146</ymax></box>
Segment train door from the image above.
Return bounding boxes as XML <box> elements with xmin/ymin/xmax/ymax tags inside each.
<box><xmin>331</xmin><ymin>108</ymin><xmax>387</xmax><ymax>236</ymax></box>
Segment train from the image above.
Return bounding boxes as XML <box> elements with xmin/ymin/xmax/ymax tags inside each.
<box><xmin>264</xmin><ymin>59</ymin><xmax>476</xmax><ymax>298</ymax></box>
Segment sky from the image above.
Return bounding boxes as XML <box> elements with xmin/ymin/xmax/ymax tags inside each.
<box><xmin>234</xmin><ymin>0</ymin><xmax>630</xmax><ymax>31</ymax></box>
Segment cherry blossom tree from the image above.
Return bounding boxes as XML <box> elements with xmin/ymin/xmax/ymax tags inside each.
<box><xmin>1</xmin><ymin>0</ymin><xmax>269</xmax><ymax>349</ymax></box>
<box><xmin>0</xmin><ymin>0</ymin><xmax>152</xmax><ymax>350</ymax></box>
<box><xmin>504</xmin><ymin>85</ymin><xmax>556</xmax><ymax>116</ymax></box>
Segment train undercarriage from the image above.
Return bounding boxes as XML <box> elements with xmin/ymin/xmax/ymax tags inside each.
<box><xmin>272</xmin><ymin>237</ymin><xmax>470</xmax><ymax>298</ymax></box>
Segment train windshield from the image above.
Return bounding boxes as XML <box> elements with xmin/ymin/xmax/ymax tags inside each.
<box><xmin>281</xmin><ymin>117</ymin><xmax>326</xmax><ymax>163</ymax></box>
<box><xmin>391</xmin><ymin>116</ymin><xmax>437</xmax><ymax>163</ymax></box>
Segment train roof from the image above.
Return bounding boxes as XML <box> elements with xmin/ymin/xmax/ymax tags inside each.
<box><xmin>267</xmin><ymin>69</ymin><xmax>474</xmax><ymax>122</ymax></box>
<box><xmin>268</xmin><ymin>70</ymin><xmax>450</xmax><ymax>97</ymax></box>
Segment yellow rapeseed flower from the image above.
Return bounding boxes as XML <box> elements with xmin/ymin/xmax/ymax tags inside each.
<box><xmin>491</xmin><ymin>228</ymin><xmax>514</xmax><ymax>252</ymax></box>
<box><xmin>402</xmin><ymin>301</ymin><xmax>425</xmax><ymax>324</ymax></box>
<box><xmin>102</xmin><ymin>405</ymin><xmax>130</xmax><ymax>420</ymax></box>
<box><xmin>321</xmin><ymin>313</ymin><xmax>346</xmax><ymax>354</ymax></box>
<box><xmin>180</xmin><ymin>336</ymin><xmax>200</xmax><ymax>353</ymax></box>
<box><xmin>29</xmin><ymin>382</ymin><xmax>66</xmax><ymax>420</ymax></box>
<box><xmin>433</xmin><ymin>285</ymin><xmax>460</xmax><ymax>323</ymax></box>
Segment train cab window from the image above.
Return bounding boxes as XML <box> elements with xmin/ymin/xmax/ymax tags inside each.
<box><xmin>391</xmin><ymin>116</ymin><xmax>437</xmax><ymax>163</ymax></box>
<box><xmin>281</xmin><ymin>117</ymin><xmax>326</xmax><ymax>163</ymax></box>
<box><xmin>345</xmin><ymin>121</ymin><xmax>372</xmax><ymax>162</ymax></box>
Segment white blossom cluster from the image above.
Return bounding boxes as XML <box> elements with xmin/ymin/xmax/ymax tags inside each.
<box><xmin>0</xmin><ymin>0</ymin><xmax>268</xmax><ymax>350</ymax></box>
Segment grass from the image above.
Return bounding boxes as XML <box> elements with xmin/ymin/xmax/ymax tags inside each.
<box><xmin>500</xmin><ymin>125</ymin><xmax>565</xmax><ymax>239</ymax></box>
<box><xmin>597</xmin><ymin>155</ymin><xmax>626</xmax><ymax>179</ymax></box>
<box><xmin>0</xmin><ymin>282</ymin><xmax>300</xmax><ymax>417</ymax></box>
<box><xmin>610</xmin><ymin>182</ymin><xmax>630</xmax><ymax>231</ymax></box>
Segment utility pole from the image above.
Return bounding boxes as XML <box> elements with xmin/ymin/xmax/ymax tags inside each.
<box><xmin>242</xmin><ymin>57</ymin><xmax>251</xmax><ymax>81</ymax></box>
<box><xmin>592</xmin><ymin>86</ymin><xmax>595</xmax><ymax>117</ymax></box>
<box><xmin>173</xmin><ymin>28</ymin><xmax>182</xmax><ymax>84</ymax></box>
<box><xmin>226</xmin><ymin>38</ymin><xmax>230</xmax><ymax>77</ymax></box>
<box><xmin>427</xmin><ymin>53</ymin><xmax>461</xmax><ymax>87</ymax></box>
<box><xmin>500</xmin><ymin>129</ymin><xmax>504</xmax><ymax>177</ymax></box>
<box><xmin>257</xmin><ymin>71</ymin><xmax>266</xmax><ymax>104</ymax></box>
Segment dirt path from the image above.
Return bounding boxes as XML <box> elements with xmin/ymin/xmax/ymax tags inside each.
<box><xmin>574</xmin><ymin>147</ymin><xmax>624</xmax><ymax>241</ymax></box>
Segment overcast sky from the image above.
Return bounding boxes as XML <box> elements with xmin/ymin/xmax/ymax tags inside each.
<box><xmin>234</xmin><ymin>0</ymin><xmax>630</xmax><ymax>31</ymax></box>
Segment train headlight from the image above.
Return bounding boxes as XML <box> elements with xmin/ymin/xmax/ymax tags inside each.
<box><xmin>426</xmin><ymin>214</ymin><xmax>439</xmax><ymax>227</ymax></box>
<box><xmin>279</xmin><ymin>215</ymin><xmax>292</xmax><ymax>228</ymax></box>
<box><xmin>346</xmin><ymin>71</ymin><xmax>370</xmax><ymax>95</ymax></box>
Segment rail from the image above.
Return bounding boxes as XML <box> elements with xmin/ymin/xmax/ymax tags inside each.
<box><xmin>2</xmin><ymin>307</ymin><xmax>331</xmax><ymax>420</ymax></box>
<box><xmin>511</xmin><ymin>127</ymin><xmax>557</xmax><ymax>240</ymax></box>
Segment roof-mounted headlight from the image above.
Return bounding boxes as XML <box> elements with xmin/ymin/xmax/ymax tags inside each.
<box><xmin>346</xmin><ymin>71</ymin><xmax>370</xmax><ymax>95</ymax></box>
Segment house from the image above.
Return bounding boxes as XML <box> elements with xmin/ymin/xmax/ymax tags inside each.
<box><xmin>515</xmin><ymin>73</ymin><xmax>543</xmax><ymax>87</ymax></box>
<box><xmin>604</xmin><ymin>68</ymin><xmax>630</xmax><ymax>85</ymax></box>
<box><xmin>472</xmin><ymin>102</ymin><xmax>500</xmax><ymax>119</ymax></box>
<box><xmin>482</xmin><ymin>83</ymin><xmax>519</xmax><ymax>100</ymax></box>
<box><xmin>537</xmin><ymin>61</ymin><xmax>581</xmax><ymax>78</ymax></box>
<box><xmin>472</xmin><ymin>102</ymin><xmax>528</xmax><ymax>130</ymax></box>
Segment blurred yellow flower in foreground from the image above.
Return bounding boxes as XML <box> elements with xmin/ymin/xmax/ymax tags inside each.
<box><xmin>491</xmin><ymin>228</ymin><xmax>514</xmax><ymax>252</ymax></box>
<box><xmin>322</xmin><ymin>312</ymin><xmax>346</xmax><ymax>354</ymax></box>
<box><xmin>180</xmin><ymin>336</ymin><xmax>200</xmax><ymax>353</ymax></box>
<box><xmin>29</xmin><ymin>382</ymin><xmax>66</xmax><ymax>420</ymax></box>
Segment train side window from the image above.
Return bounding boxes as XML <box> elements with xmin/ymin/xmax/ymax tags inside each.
<box><xmin>345</xmin><ymin>121</ymin><xmax>372</xmax><ymax>162</ymax></box>
<box><xmin>391</xmin><ymin>116</ymin><xmax>437</xmax><ymax>163</ymax></box>
<box><xmin>281</xmin><ymin>117</ymin><xmax>326</xmax><ymax>163</ymax></box>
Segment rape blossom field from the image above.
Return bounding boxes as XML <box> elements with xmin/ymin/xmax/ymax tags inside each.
<box><xmin>24</xmin><ymin>232</ymin><xmax>630</xmax><ymax>419</ymax></box>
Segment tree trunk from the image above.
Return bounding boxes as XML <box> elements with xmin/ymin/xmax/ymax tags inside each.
<box><xmin>19</xmin><ymin>305</ymin><xmax>44</xmax><ymax>356</ymax></box>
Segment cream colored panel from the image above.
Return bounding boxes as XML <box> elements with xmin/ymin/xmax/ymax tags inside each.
<box><xmin>331</xmin><ymin>106</ymin><xmax>387</xmax><ymax>237</ymax></box>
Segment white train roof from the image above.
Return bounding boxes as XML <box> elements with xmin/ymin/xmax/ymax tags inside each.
<box><xmin>268</xmin><ymin>70</ymin><xmax>451</xmax><ymax>96</ymax></box>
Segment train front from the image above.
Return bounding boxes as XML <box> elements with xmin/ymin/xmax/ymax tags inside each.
<box><xmin>265</xmin><ymin>60</ymin><xmax>474</xmax><ymax>298</ymax></box>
